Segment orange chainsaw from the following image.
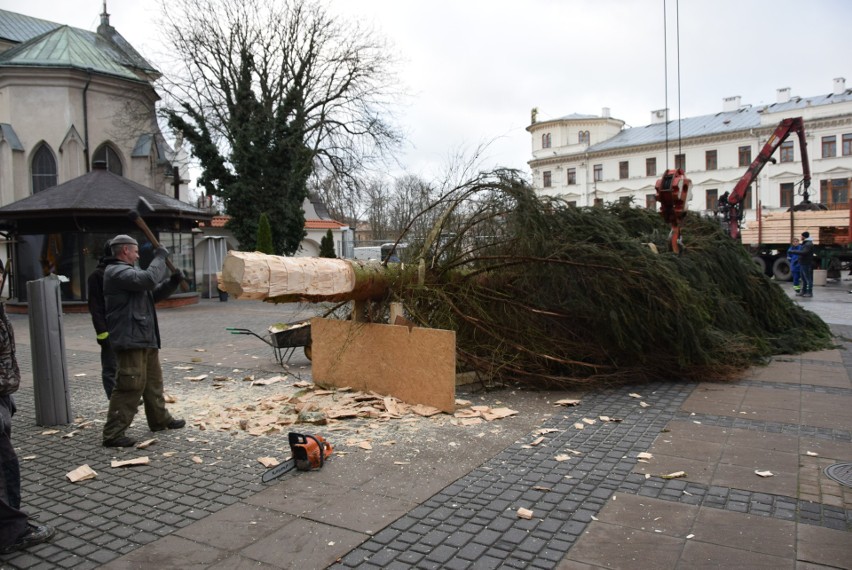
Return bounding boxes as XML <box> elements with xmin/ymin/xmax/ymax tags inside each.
<box><xmin>261</xmin><ymin>432</ymin><xmax>333</xmax><ymax>483</ymax></box>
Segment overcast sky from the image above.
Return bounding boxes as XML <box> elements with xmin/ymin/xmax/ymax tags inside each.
<box><xmin>3</xmin><ymin>0</ymin><xmax>851</xmax><ymax>183</ymax></box>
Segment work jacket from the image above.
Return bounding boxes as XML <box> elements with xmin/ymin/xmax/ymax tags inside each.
<box><xmin>798</xmin><ymin>238</ymin><xmax>815</xmax><ymax>268</ymax></box>
<box><xmin>87</xmin><ymin>255</ymin><xmax>118</xmax><ymax>337</ymax></box>
<box><xmin>104</xmin><ymin>250</ymin><xmax>178</xmax><ymax>351</ymax></box>
<box><xmin>0</xmin><ymin>303</ymin><xmax>20</xmax><ymax>396</ymax></box>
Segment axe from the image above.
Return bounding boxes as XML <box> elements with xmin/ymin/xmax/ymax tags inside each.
<box><xmin>128</xmin><ymin>197</ymin><xmax>190</xmax><ymax>292</ymax></box>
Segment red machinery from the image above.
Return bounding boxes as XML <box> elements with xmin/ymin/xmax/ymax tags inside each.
<box><xmin>655</xmin><ymin>168</ymin><xmax>692</xmax><ymax>253</ymax></box>
<box><xmin>717</xmin><ymin>117</ymin><xmax>813</xmax><ymax>239</ymax></box>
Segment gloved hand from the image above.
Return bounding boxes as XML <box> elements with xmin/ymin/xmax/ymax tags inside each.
<box><xmin>96</xmin><ymin>332</ymin><xmax>109</xmax><ymax>346</ymax></box>
<box><xmin>154</xmin><ymin>245</ymin><xmax>169</xmax><ymax>258</ymax></box>
<box><xmin>169</xmin><ymin>269</ymin><xmax>184</xmax><ymax>285</ymax></box>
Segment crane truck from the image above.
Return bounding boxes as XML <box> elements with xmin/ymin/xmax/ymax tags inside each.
<box><xmin>718</xmin><ymin>117</ymin><xmax>852</xmax><ymax>280</ymax></box>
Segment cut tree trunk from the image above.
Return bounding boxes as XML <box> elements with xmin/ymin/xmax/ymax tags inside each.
<box><xmin>219</xmin><ymin>251</ymin><xmax>401</xmax><ymax>303</ymax></box>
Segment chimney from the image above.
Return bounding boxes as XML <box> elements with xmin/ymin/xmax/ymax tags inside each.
<box><xmin>834</xmin><ymin>77</ymin><xmax>846</xmax><ymax>95</ymax></box>
<box><xmin>601</xmin><ymin>107</ymin><xmax>611</xmax><ymax>119</ymax></box>
<box><xmin>650</xmin><ymin>108</ymin><xmax>668</xmax><ymax>124</ymax></box>
<box><xmin>776</xmin><ymin>88</ymin><xmax>791</xmax><ymax>103</ymax></box>
<box><xmin>723</xmin><ymin>96</ymin><xmax>741</xmax><ymax>112</ymax></box>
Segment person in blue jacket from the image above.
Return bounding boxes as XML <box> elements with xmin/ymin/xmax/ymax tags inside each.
<box><xmin>787</xmin><ymin>237</ymin><xmax>802</xmax><ymax>292</ymax></box>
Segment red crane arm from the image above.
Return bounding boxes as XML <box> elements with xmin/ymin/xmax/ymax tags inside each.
<box><xmin>727</xmin><ymin>117</ymin><xmax>811</xmax><ymax>206</ymax></box>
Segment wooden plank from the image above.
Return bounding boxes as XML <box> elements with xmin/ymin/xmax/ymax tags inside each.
<box><xmin>310</xmin><ymin>318</ymin><xmax>456</xmax><ymax>413</ymax></box>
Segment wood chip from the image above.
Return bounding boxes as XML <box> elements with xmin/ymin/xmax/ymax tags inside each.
<box><xmin>111</xmin><ymin>457</ymin><xmax>149</xmax><ymax>468</ymax></box>
<box><xmin>455</xmin><ymin>399</ymin><xmax>472</xmax><ymax>407</ymax></box>
<box><xmin>185</xmin><ymin>374</ymin><xmax>208</xmax><ymax>382</ymax></box>
<box><xmin>61</xmin><ymin>430</ymin><xmax>79</xmax><ymax>439</ymax></box>
<box><xmin>581</xmin><ymin>418</ymin><xmax>596</xmax><ymax>425</ymax></box>
<box><xmin>459</xmin><ymin>417</ymin><xmax>483</xmax><ymax>426</ymax></box>
<box><xmin>257</xmin><ymin>457</ymin><xmax>280</xmax><ymax>468</ymax></box>
<box><xmin>573</xmin><ymin>422</ymin><xmax>585</xmax><ymax>430</ymax></box>
<box><xmin>806</xmin><ymin>451</ymin><xmax>818</xmax><ymax>457</ymax></box>
<box><xmin>191</xmin><ymin>456</ymin><xmax>203</xmax><ymax>464</ymax></box>
<box><xmin>393</xmin><ymin>461</ymin><xmax>410</xmax><ymax>465</ymax></box>
<box><xmin>41</xmin><ymin>429</ymin><xmax>60</xmax><ymax>435</ymax></box>
<box><xmin>411</xmin><ymin>404</ymin><xmax>442</xmax><ymax>417</ymax></box>
<box><xmin>554</xmin><ymin>398</ymin><xmax>581</xmax><ymax>406</ymax></box>
<box><xmin>66</xmin><ymin>464</ymin><xmax>97</xmax><ymax>482</ymax></box>
<box><xmin>173</xmin><ymin>365</ymin><xmax>194</xmax><ymax>370</ymax></box>
<box><xmin>661</xmin><ymin>471</ymin><xmax>687</xmax><ymax>479</ymax></box>
<box><xmin>554</xmin><ymin>454</ymin><xmax>571</xmax><ymax>461</ymax></box>
<box><xmin>481</xmin><ymin>407</ymin><xmax>518</xmax><ymax>421</ymax></box>
<box><xmin>529</xmin><ymin>436</ymin><xmax>544</xmax><ymax>446</ymax></box>
<box><xmin>357</xmin><ymin>441</ymin><xmax>373</xmax><ymax>450</ymax></box>
<box><xmin>599</xmin><ymin>416</ymin><xmax>623</xmax><ymax>422</ymax></box>
<box><xmin>164</xmin><ymin>393</ymin><xmax>177</xmax><ymax>403</ymax></box>
<box><xmin>194</xmin><ymin>348</ymin><xmax>207</xmax><ymax>352</ymax></box>
<box><xmin>755</xmin><ymin>470</ymin><xmax>774</xmax><ymax>478</ymax></box>
<box><xmin>162</xmin><ymin>452</ymin><xmax>177</xmax><ymax>457</ymax></box>
<box><xmin>535</xmin><ymin>428</ymin><xmax>560</xmax><ymax>435</ymax></box>
<box><xmin>136</xmin><ymin>438</ymin><xmax>158</xmax><ymax>450</ymax></box>
<box><xmin>252</xmin><ymin>376</ymin><xmax>284</xmax><ymax>386</ymax></box>
<box><xmin>532</xmin><ymin>486</ymin><xmax>551</xmax><ymax>491</ymax></box>
<box><xmin>21</xmin><ymin>455</ymin><xmax>36</xmax><ymax>460</ymax></box>
<box><xmin>517</xmin><ymin>508</ymin><xmax>534</xmax><ymax>519</ymax></box>
<box><xmin>639</xmin><ymin>402</ymin><xmax>650</xmax><ymax>408</ymax></box>
<box><xmin>73</xmin><ymin>373</ymin><xmax>87</xmax><ymax>377</ymax></box>
<box><xmin>637</xmin><ymin>452</ymin><xmax>654</xmax><ymax>460</ymax></box>
<box><xmin>629</xmin><ymin>393</ymin><xmax>642</xmax><ymax>398</ymax></box>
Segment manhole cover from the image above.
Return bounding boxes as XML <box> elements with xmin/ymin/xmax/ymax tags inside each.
<box><xmin>824</xmin><ymin>463</ymin><xmax>852</xmax><ymax>487</ymax></box>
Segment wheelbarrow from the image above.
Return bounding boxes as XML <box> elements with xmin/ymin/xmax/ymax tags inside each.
<box><xmin>226</xmin><ymin>321</ymin><xmax>312</xmax><ymax>365</ymax></box>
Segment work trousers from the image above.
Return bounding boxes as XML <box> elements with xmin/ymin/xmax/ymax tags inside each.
<box><xmin>99</xmin><ymin>338</ymin><xmax>117</xmax><ymax>400</ymax></box>
<box><xmin>0</xmin><ymin>396</ymin><xmax>28</xmax><ymax>547</ymax></box>
<box><xmin>102</xmin><ymin>348</ymin><xmax>172</xmax><ymax>442</ymax></box>
<box><xmin>801</xmin><ymin>265</ymin><xmax>814</xmax><ymax>295</ymax></box>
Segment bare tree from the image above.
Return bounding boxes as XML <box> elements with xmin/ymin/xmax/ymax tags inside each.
<box><xmin>157</xmin><ymin>0</ymin><xmax>402</xmax><ymax>253</ymax></box>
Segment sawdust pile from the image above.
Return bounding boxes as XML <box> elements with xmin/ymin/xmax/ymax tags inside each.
<box><xmin>165</xmin><ymin>373</ymin><xmax>519</xmax><ymax>437</ymax></box>
<box><xmin>392</xmin><ymin>170</ymin><xmax>832</xmax><ymax>386</ymax></box>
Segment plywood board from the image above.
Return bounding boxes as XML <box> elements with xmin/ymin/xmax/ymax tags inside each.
<box><xmin>310</xmin><ymin>318</ymin><xmax>456</xmax><ymax>413</ymax></box>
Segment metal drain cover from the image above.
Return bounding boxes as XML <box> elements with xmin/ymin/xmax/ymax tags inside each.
<box><xmin>824</xmin><ymin>463</ymin><xmax>852</xmax><ymax>487</ymax></box>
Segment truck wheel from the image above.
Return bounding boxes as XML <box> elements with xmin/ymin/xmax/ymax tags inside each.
<box><xmin>752</xmin><ymin>256</ymin><xmax>767</xmax><ymax>274</ymax></box>
<box><xmin>772</xmin><ymin>258</ymin><xmax>792</xmax><ymax>281</ymax></box>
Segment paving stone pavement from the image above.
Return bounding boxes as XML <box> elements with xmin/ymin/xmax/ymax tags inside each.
<box><xmin>0</xmin><ymin>279</ymin><xmax>851</xmax><ymax>569</ymax></box>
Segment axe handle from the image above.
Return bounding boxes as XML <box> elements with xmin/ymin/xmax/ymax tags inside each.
<box><xmin>130</xmin><ymin>217</ymin><xmax>190</xmax><ymax>292</ymax></box>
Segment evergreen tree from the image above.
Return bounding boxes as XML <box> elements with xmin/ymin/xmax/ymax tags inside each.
<box><xmin>319</xmin><ymin>229</ymin><xmax>336</xmax><ymax>258</ymax></box>
<box><xmin>256</xmin><ymin>213</ymin><xmax>275</xmax><ymax>254</ymax></box>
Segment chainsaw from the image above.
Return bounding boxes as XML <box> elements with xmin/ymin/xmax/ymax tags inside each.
<box><xmin>261</xmin><ymin>432</ymin><xmax>333</xmax><ymax>483</ymax></box>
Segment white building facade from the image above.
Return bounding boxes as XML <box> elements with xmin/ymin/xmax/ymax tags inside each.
<box><xmin>528</xmin><ymin>79</ymin><xmax>852</xmax><ymax>222</ymax></box>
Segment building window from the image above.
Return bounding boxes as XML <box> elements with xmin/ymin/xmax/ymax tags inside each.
<box><xmin>579</xmin><ymin>130</ymin><xmax>590</xmax><ymax>144</ymax></box>
<box><xmin>779</xmin><ymin>141</ymin><xmax>794</xmax><ymax>163</ymax></box>
<box><xmin>593</xmin><ymin>164</ymin><xmax>602</xmax><ymax>181</ymax></box>
<box><xmin>780</xmin><ymin>182</ymin><xmax>794</xmax><ymax>207</ymax></box>
<box><xmin>645</xmin><ymin>194</ymin><xmax>656</xmax><ymax>209</ymax></box>
<box><xmin>820</xmin><ymin>178</ymin><xmax>849</xmax><ymax>208</ymax></box>
<box><xmin>742</xmin><ymin>189</ymin><xmax>753</xmax><ymax>210</ymax></box>
<box><xmin>706</xmin><ymin>189</ymin><xmax>718</xmax><ymax>211</ymax></box>
<box><xmin>542</xmin><ymin>133</ymin><xmax>552</xmax><ymax>149</ymax></box>
<box><xmin>738</xmin><ymin>145</ymin><xmax>752</xmax><ymax>167</ymax></box>
<box><xmin>646</xmin><ymin>157</ymin><xmax>656</xmax><ymax>177</ymax></box>
<box><xmin>843</xmin><ymin>133</ymin><xmax>852</xmax><ymax>156</ymax></box>
<box><xmin>705</xmin><ymin>150</ymin><xmax>717</xmax><ymax>171</ymax></box>
<box><xmin>618</xmin><ymin>196</ymin><xmax>630</xmax><ymax>205</ymax></box>
<box><xmin>31</xmin><ymin>143</ymin><xmax>58</xmax><ymax>193</ymax></box>
<box><xmin>566</xmin><ymin>200</ymin><xmax>577</xmax><ymax>207</ymax></box>
<box><xmin>822</xmin><ymin>135</ymin><xmax>837</xmax><ymax>158</ymax></box>
<box><xmin>543</xmin><ymin>171</ymin><xmax>552</xmax><ymax>187</ymax></box>
<box><xmin>619</xmin><ymin>161</ymin><xmax>629</xmax><ymax>179</ymax></box>
<box><xmin>92</xmin><ymin>144</ymin><xmax>123</xmax><ymax>175</ymax></box>
<box><xmin>593</xmin><ymin>197</ymin><xmax>603</xmax><ymax>207</ymax></box>
<box><xmin>674</xmin><ymin>154</ymin><xmax>686</xmax><ymax>170</ymax></box>
<box><xmin>567</xmin><ymin>168</ymin><xmax>576</xmax><ymax>185</ymax></box>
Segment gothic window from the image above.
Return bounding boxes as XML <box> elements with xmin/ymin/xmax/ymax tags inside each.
<box><xmin>32</xmin><ymin>143</ymin><xmax>57</xmax><ymax>193</ymax></box>
<box><xmin>93</xmin><ymin>144</ymin><xmax>123</xmax><ymax>175</ymax></box>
